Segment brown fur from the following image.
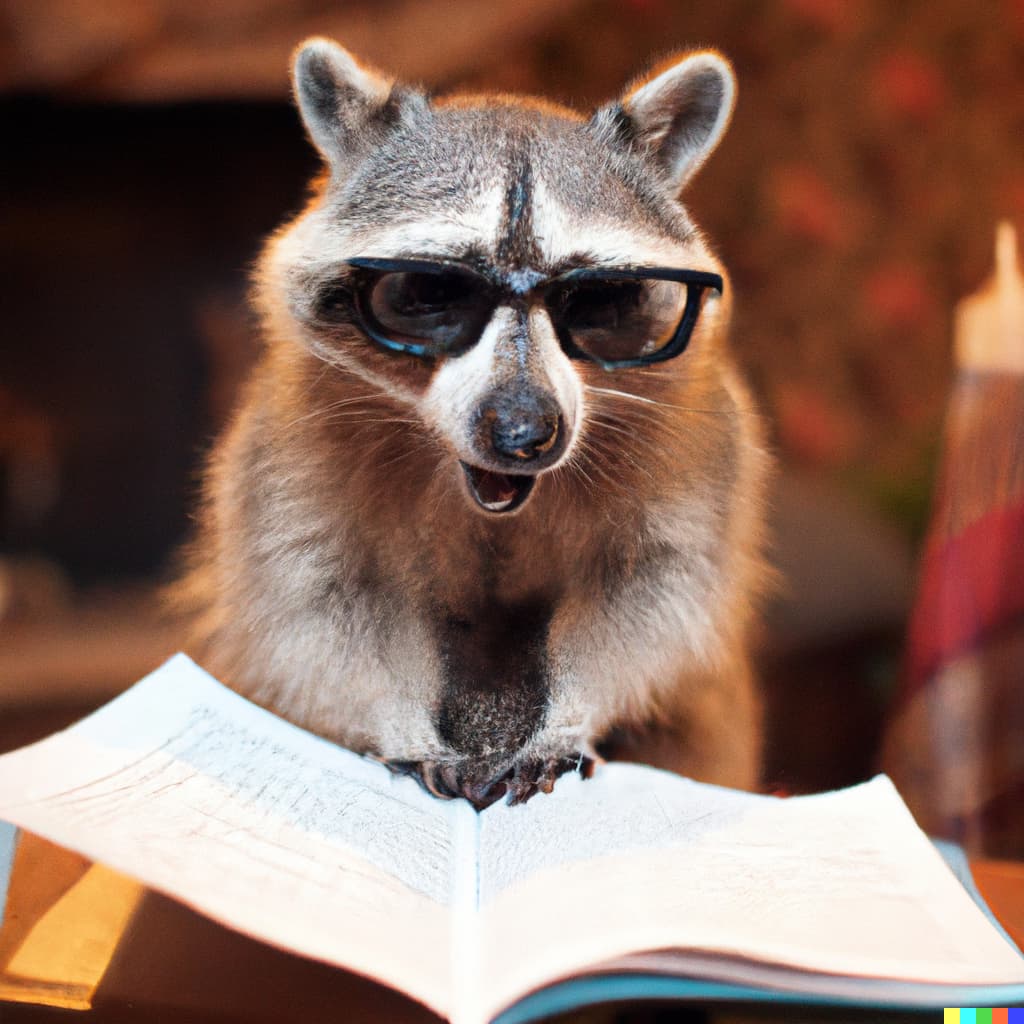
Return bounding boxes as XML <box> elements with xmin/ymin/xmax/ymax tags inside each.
<box><xmin>170</xmin><ymin>39</ymin><xmax>771</xmax><ymax>806</ymax></box>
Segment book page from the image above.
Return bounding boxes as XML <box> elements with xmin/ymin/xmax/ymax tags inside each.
<box><xmin>471</xmin><ymin>765</ymin><xmax>1024</xmax><ymax>1024</ymax></box>
<box><xmin>0</xmin><ymin>655</ymin><xmax>458</xmax><ymax>1019</ymax></box>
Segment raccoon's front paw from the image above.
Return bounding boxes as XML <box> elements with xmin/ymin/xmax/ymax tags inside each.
<box><xmin>381</xmin><ymin>753</ymin><xmax>595</xmax><ymax>810</ymax></box>
<box><xmin>501</xmin><ymin>753</ymin><xmax>596</xmax><ymax>806</ymax></box>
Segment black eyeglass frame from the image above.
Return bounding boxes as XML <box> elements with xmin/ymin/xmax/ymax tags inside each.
<box><xmin>344</xmin><ymin>257</ymin><xmax>724</xmax><ymax>371</ymax></box>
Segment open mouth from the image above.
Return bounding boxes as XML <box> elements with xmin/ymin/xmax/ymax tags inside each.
<box><xmin>460</xmin><ymin>462</ymin><xmax>536</xmax><ymax>514</ymax></box>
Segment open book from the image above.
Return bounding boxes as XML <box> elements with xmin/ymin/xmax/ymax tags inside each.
<box><xmin>1</xmin><ymin>654</ymin><xmax>1022</xmax><ymax>1024</ymax></box>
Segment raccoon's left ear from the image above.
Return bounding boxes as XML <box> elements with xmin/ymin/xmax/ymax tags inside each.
<box><xmin>598</xmin><ymin>51</ymin><xmax>736</xmax><ymax>194</ymax></box>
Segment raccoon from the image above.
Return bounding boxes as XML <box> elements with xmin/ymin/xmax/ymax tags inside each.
<box><xmin>174</xmin><ymin>38</ymin><xmax>770</xmax><ymax>808</ymax></box>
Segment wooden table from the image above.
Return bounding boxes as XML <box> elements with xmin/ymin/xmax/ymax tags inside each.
<box><xmin>1</xmin><ymin>832</ymin><xmax>1022</xmax><ymax>1023</ymax></box>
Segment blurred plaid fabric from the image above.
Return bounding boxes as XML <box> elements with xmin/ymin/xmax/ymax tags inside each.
<box><xmin>881</xmin><ymin>313</ymin><xmax>1024</xmax><ymax>858</ymax></box>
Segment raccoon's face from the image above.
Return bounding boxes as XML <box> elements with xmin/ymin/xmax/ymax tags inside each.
<box><xmin>264</xmin><ymin>39</ymin><xmax>735</xmax><ymax>515</ymax></box>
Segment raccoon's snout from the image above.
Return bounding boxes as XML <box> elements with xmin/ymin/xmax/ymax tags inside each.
<box><xmin>476</xmin><ymin>393</ymin><xmax>566</xmax><ymax>468</ymax></box>
<box><xmin>458</xmin><ymin>393</ymin><xmax>567</xmax><ymax>515</ymax></box>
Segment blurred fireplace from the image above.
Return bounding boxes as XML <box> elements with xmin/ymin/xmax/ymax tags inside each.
<box><xmin>0</xmin><ymin>97</ymin><xmax>316</xmax><ymax>583</ymax></box>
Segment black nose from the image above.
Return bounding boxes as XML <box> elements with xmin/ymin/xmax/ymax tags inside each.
<box><xmin>479</xmin><ymin>393</ymin><xmax>563</xmax><ymax>463</ymax></box>
<box><xmin>493</xmin><ymin>412</ymin><xmax>559</xmax><ymax>461</ymax></box>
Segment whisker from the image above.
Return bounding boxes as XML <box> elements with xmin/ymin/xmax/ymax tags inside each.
<box><xmin>580</xmin><ymin>438</ymin><xmax>655</xmax><ymax>487</ymax></box>
<box><xmin>584</xmin><ymin>383</ymin><xmax>759</xmax><ymax>418</ymax></box>
<box><xmin>283</xmin><ymin>393</ymin><xmax>385</xmax><ymax>430</ymax></box>
<box><xmin>321</xmin><ymin>416</ymin><xmax>421</xmax><ymax>427</ymax></box>
<box><xmin>586</xmin><ymin>416</ymin><xmax>640</xmax><ymax>440</ymax></box>
<box><xmin>586</xmin><ymin>385</ymin><xmax>659</xmax><ymax>406</ymax></box>
<box><xmin>375</xmin><ymin>445</ymin><xmax>425</xmax><ymax>473</ymax></box>
<box><xmin>588</xmin><ymin>410</ymin><xmax>685</xmax><ymax>438</ymax></box>
<box><xmin>564</xmin><ymin>454</ymin><xmax>598</xmax><ymax>494</ymax></box>
<box><xmin>574</xmin><ymin>436</ymin><xmax>646</xmax><ymax>491</ymax></box>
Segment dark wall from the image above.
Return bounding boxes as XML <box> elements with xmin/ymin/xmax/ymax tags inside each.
<box><xmin>1</xmin><ymin>99</ymin><xmax>317</xmax><ymax>582</ymax></box>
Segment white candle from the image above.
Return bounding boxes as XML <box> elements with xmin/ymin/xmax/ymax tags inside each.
<box><xmin>954</xmin><ymin>220</ymin><xmax>1024</xmax><ymax>372</ymax></box>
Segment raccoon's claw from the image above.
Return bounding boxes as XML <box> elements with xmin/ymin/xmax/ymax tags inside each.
<box><xmin>381</xmin><ymin>758</ymin><xmax>508</xmax><ymax>809</ymax></box>
<box><xmin>381</xmin><ymin>759</ymin><xmax>459</xmax><ymax>799</ymax></box>
<box><xmin>502</xmin><ymin>753</ymin><xmax>595</xmax><ymax>806</ymax></box>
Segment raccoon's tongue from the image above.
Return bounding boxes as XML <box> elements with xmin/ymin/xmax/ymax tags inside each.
<box><xmin>460</xmin><ymin>462</ymin><xmax>536</xmax><ymax>514</ymax></box>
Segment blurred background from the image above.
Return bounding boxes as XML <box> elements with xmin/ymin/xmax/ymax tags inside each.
<box><xmin>1</xmin><ymin>0</ymin><xmax>1022</xmax><ymax>804</ymax></box>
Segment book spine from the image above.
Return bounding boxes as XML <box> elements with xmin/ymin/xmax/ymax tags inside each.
<box><xmin>449</xmin><ymin>800</ymin><xmax>482</xmax><ymax>1024</ymax></box>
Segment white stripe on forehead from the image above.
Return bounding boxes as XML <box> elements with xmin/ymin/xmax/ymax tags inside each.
<box><xmin>273</xmin><ymin>170</ymin><xmax>714</xmax><ymax>275</ymax></box>
<box><xmin>347</xmin><ymin>184</ymin><xmax>507</xmax><ymax>260</ymax></box>
<box><xmin>346</xmin><ymin>178</ymin><xmax>708</xmax><ymax>271</ymax></box>
<box><xmin>530</xmin><ymin>178</ymin><xmax>704</xmax><ymax>269</ymax></box>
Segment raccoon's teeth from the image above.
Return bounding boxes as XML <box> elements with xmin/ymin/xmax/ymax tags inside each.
<box><xmin>460</xmin><ymin>462</ymin><xmax>536</xmax><ymax>514</ymax></box>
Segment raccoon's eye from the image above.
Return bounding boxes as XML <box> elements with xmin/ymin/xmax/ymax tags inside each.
<box><xmin>313</xmin><ymin>282</ymin><xmax>354</xmax><ymax>323</ymax></box>
<box><xmin>550</xmin><ymin>278</ymin><xmax>686</xmax><ymax>363</ymax></box>
<box><xmin>365</xmin><ymin>270</ymin><xmax>493</xmax><ymax>354</ymax></box>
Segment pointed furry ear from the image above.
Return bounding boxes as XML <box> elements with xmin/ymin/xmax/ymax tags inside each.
<box><xmin>292</xmin><ymin>38</ymin><xmax>408</xmax><ymax>165</ymax></box>
<box><xmin>616</xmin><ymin>51</ymin><xmax>736</xmax><ymax>192</ymax></box>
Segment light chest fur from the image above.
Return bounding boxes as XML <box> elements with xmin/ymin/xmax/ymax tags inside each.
<box><xmin>175</xmin><ymin>39</ymin><xmax>770</xmax><ymax>807</ymax></box>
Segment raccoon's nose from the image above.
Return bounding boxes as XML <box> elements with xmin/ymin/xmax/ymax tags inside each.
<box><xmin>494</xmin><ymin>414</ymin><xmax>559</xmax><ymax>461</ymax></box>
<box><xmin>482</xmin><ymin>395</ymin><xmax>562</xmax><ymax>463</ymax></box>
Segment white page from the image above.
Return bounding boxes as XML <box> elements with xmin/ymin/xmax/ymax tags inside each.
<box><xmin>471</xmin><ymin>765</ymin><xmax>1024</xmax><ymax>1024</ymax></box>
<box><xmin>0</xmin><ymin>655</ymin><xmax>459</xmax><ymax>1019</ymax></box>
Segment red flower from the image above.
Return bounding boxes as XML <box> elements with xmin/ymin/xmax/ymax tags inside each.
<box><xmin>771</xmin><ymin>164</ymin><xmax>847</xmax><ymax>246</ymax></box>
<box><xmin>872</xmin><ymin>52</ymin><xmax>946</xmax><ymax>121</ymax></box>
<box><xmin>782</xmin><ymin>0</ymin><xmax>862</xmax><ymax>35</ymax></box>
<box><xmin>774</xmin><ymin>386</ymin><xmax>861</xmax><ymax>466</ymax></box>
<box><xmin>862</xmin><ymin>265</ymin><xmax>933</xmax><ymax>331</ymax></box>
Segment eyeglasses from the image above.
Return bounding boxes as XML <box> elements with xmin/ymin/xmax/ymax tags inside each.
<box><xmin>343</xmin><ymin>257</ymin><xmax>723</xmax><ymax>370</ymax></box>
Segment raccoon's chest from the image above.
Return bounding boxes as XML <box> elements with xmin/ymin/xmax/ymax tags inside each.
<box><xmin>431</xmin><ymin>593</ymin><xmax>554</xmax><ymax>758</ymax></box>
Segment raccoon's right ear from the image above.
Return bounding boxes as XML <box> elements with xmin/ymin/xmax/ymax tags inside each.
<box><xmin>292</xmin><ymin>38</ymin><xmax>425</xmax><ymax>166</ymax></box>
